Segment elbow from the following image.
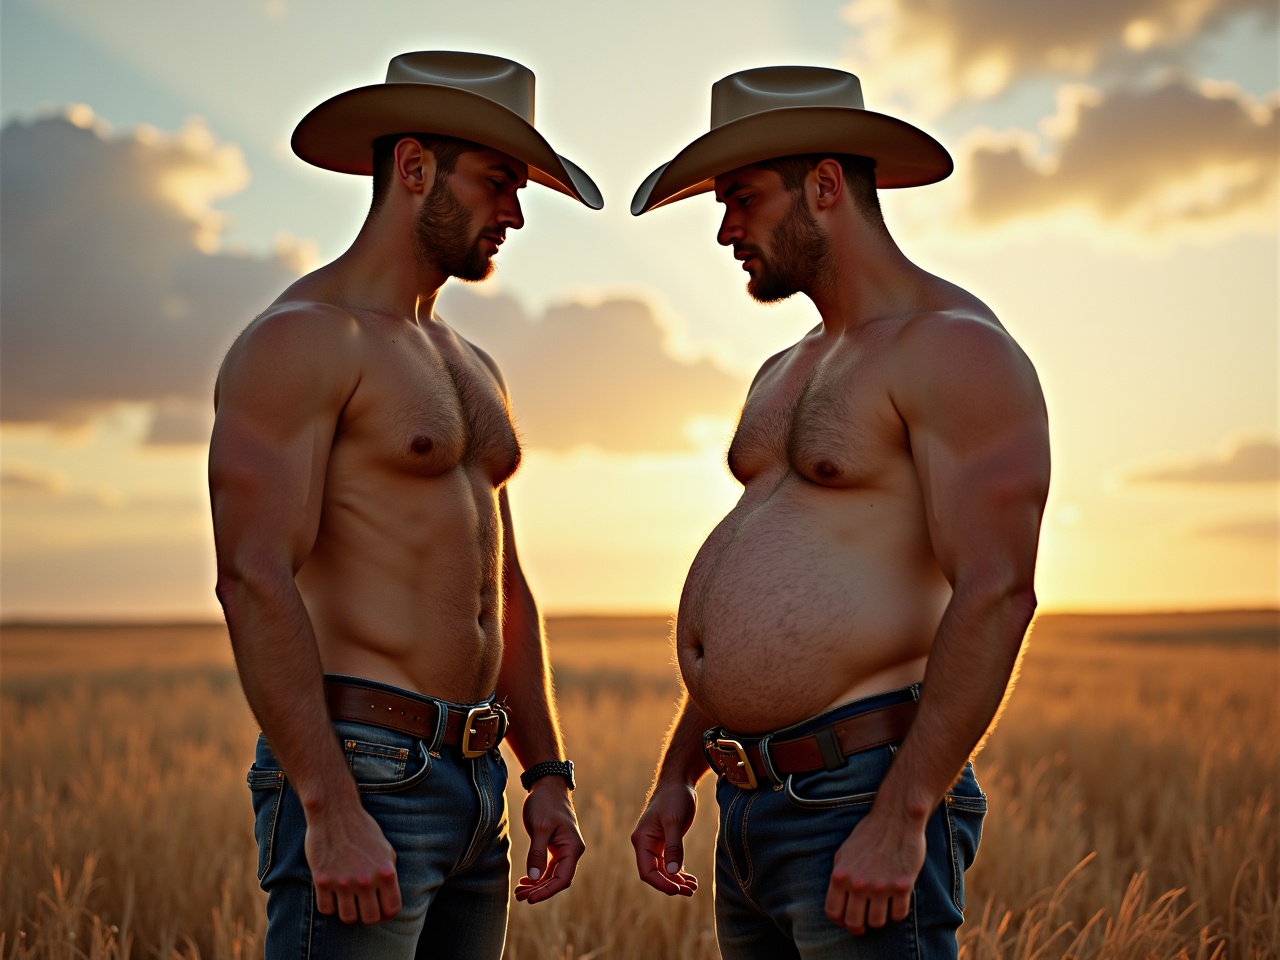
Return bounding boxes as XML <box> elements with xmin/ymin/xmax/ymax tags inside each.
<box><xmin>214</xmin><ymin>558</ymin><xmax>291</xmax><ymax>624</ymax></box>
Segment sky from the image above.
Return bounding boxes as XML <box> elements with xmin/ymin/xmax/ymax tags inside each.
<box><xmin>1</xmin><ymin>0</ymin><xmax>1277</xmax><ymax>619</ymax></box>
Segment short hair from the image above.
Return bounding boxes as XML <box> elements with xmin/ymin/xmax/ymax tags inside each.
<box><xmin>755</xmin><ymin>153</ymin><xmax>883</xmax><ymax>227</ymax></box>
<box><xmin>369</xmin><ymin>133</ymin><xmax>486</xmax><ymax>214</ymax></box>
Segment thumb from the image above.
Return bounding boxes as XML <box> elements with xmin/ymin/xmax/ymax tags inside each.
<box><xmin>661</xmin><ymin>818</ymin><xmax>685</xmax><ymax>875</ymax></box>
<box><xmin>526</xmin><ymin>826</ymin><xmax>551</xmax><ymax>881</ymax></box>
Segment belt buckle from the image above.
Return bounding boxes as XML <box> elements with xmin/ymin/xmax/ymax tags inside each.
<box><xmin>714</xmin><ymin>738</ymin><xmax>758</xmax><ymax>790</ymax></box>
<box><xmin>460</xmin><ymin>706</ymin><xmax>499</xmax><ymax>758</ymax></box>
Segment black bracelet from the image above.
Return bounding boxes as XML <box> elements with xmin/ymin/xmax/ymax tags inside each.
<box><xmin>520</xmin><ymin>759</ymin><xmax>575</xmax><ymax>791</ymax></box>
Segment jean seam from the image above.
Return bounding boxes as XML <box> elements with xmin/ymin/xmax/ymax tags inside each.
<box><xmin>253</xmin><ymin>775</ymin><xmax>286</xmax><ymax>884</ymax></box>
<box><xmin>355</xmin><ymin>743</ymin><xmax>434</xmax><ymax>795</ymax></box>
<box><xmin>737</xmin><ymin>791</ymin><xmax>768</xmax><ymax>911</ymax></box>
<box><xmin>783</xmin><ymin>776</ymin><xmax>878</xmax><ymax>810</ymax></box>
<box><xmin>456</xmin><ymin>757</ymin><xmax>490</xmax><ymax>874</ymax></box>
<box><xmin>945</xmin><ymin>802</ymin><xmax>963</xmax><ymax>913</ymax></box>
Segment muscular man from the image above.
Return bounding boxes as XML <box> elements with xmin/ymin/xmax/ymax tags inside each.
<box><xmin>630</xmin><ymin>67</ymin><xmax>1050</xmax><ymax>959</ymax></box>
<box><xmin>209</xmin><ymin>52</ymin><xmax>602</xmax><ymax>959</ymax></box>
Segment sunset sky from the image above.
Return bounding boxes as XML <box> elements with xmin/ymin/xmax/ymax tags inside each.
<box><xmin>1</xmin><ymin>0</ymin><xmax>1276</xmax><ymax>619</ymax></box>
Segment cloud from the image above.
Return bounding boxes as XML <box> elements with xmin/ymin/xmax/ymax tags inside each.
<box><xmin>1193</xmin><ymin>517</ymin><xmax>1280</xmax><ymax>540</ymax></box>
<box><xmin>0</xmin><ymin>461</ymin><xmax>70</xmax><ymax>497</ymax></box>
<box><xmin>438</xmin><ymin>288</ymin><xmax>746</xmax><ymax>452</ymax></box>
<box><xmin>962</xmin><ymin>78</ymin><xmax>1279</xmax><ymax>236</ymax></box>
<box><xmin>1131</xmin><ymin>438</ymin><xmax>1280</xmax><ymax>484</ymax></box>
<box><xmin>841</xmin><ymin>0</ymin><xmax>1276</xmax><ymax>114</ymax></box>
<box><xmin>0</xmin><ymin>108</ymin><xmax>305</xmax><ymax>430</ymax></box>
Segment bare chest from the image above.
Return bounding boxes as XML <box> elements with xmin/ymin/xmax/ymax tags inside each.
<box><xmin>727</xmin><ymin>347</ymin><xmax>902</xmax><ymax>489</ymax></box>
<box><xmin>345</xmin><ymin>333</ymin><xmax>521</xmax><ymax>485</ymax></box>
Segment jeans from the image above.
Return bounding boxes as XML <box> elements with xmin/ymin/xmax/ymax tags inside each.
<box><xmin>711</xmin><ymin>685</ymin><xmax>986</xmax><ymax>960</ymax></box>
<box><xmin>246</xmin><ymin>677</ymin><xmax>510</xmax><ymax>960</ymax></box>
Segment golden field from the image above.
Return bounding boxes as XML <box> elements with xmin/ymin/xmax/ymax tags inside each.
<box><xmin>1</xmin><ymin>611</ymin><xmax>1277</xmax><ymax>959</ymax></box>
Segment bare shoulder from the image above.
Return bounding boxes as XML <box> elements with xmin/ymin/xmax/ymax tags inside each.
<box><xmin>891</xmin><ymin>304</ymin><xmax>1044</xmax><ymax>421</ymax></box>
<box><xmin>215</xmin><ymin>299</ymin><xmax>363</xmax><ymax>410</ymax></box>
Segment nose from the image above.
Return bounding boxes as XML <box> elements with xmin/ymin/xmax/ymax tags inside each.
<box><xmin>716</xmin><ymin>208</ymin><xmax>741</xmax><ymax>247</ymax></box>
<box><xmin>501</xmin><ymin>193</ymin><xmax>525</xmax><ymax>232</ymax></box>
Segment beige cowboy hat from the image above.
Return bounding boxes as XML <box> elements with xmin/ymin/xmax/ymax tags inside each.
<box><xmin>631</xmin><ymin>66</ymin><xmax>951</xmax><ymax>215</ymax></box>
<box><xmin>293</xmin><ymin>51</ymin><xmax>603</xmax><ymax>209</ymax></box>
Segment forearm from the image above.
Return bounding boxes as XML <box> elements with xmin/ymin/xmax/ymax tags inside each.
<box><xmin>875</xmin><ymin>583</ymin><xmax>1036</xmax><ymax>822</ymax></box>
<box><xmin>217</xmin><ymin>568</ymin><xmax>358</xmax><ymax>813</ymax></box>
<box><xmin>494</xmin><ymin>580</ymin><xmax>566</xmax><ymax>769</ymax></box>
<box><xmin>651</xmin><ymin>691</ymin><xmax>714</xmax><ymax>792</ymax></box>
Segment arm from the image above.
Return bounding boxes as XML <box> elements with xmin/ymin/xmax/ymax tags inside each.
<box><xmin>825</xmin><ymin>314</ymin><xmax>1050</xmax><ymax>934</ymax></box>
<box><xmin>630</xmin><ymin>690</ymin><xmax>713</xmax><ymax>896</ymax></box>
<box><xmin>495</xmin><ymin>486</ymin><xmax>587</xmax><ymax>905</ymax></box>
<box><xmin>209</xmin><ymin>308</ymin><xmax>400</xmax><ymax>925</ymax></box>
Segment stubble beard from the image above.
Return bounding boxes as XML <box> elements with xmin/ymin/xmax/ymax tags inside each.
<box><xmin>413</xmin><ymin>177</ymin><xmax>494</xmax><ymax>282</ymax></box>
<box><xmin>746</xmin><ymin>193</ymin><xmax>834</xmax><ymax>304</ymax></box>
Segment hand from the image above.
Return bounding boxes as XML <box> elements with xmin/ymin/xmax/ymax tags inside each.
<box><xmin>304</xmin><ymin>800</ymin><xmax>401</xmax><ymax>924</ymax></box>
<box><xmin>514</xmin><ymin>777</ymin><xmax>585</xmax><ymax>904</ymax></box>
<box><xmin>631</xmin><ymin>780</ymin><xmax>699</xmax><ymax>896</ymax></box>
<box><xmin>825</xmin><ymin>805</ymin><xmax>926</xmax><ymax>935</ymax></box>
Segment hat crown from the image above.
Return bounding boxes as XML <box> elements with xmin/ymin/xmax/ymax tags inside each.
<box><xmin>385</xmin><ymin>51</ymin><xmax>535</xmax><ymax>123</ymax></box>
<box><xmin>710</xmin><ymin>66</ymin><xmax>864</xmax><ymax>129</ymax></box>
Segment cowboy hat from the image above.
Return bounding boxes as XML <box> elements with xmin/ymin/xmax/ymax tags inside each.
<box><xmin>293</xmin><ymin>51</ymin><xmax>603</xmax><ymax>210</ymax></box>
<box><xmin>631</xmin><ymin>66</ymin><xmax>950</xmax><ymax>215</ymax></box>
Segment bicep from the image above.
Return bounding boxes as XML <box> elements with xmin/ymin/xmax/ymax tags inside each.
<box><xmin>209</xmin><ymin>318</ymin><xmax>355</xmax><ymax>576</ymax></box>
<box><xmin>903</xmin><ymin>328</ymin><xmax>1050</xmax><ymax>588</ymax></box>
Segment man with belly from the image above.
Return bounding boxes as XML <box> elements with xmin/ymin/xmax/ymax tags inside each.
<box><xmin>629</xmin><ymin>66</ymin><xmax>1050</xmax><ymax>958</ymax></box>
<box><xmin>208</xmin><ymin>52</ymin><xmax>602</xmax><ymax>959</ymax></box>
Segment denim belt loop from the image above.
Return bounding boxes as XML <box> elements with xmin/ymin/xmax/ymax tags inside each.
<box><xmin>427</xmin><ymin>699</ymin><xmax>448</xmax><ymax>757</ymax></box>
<box><xmin>757</xmin><ymin>732</ymin><xmax>784</xmax><ymax>786</ymax></box>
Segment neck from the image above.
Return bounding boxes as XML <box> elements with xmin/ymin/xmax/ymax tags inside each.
<box><xmin>322</xmin><ymin>205</ymin><xmax>449</xmax><ymax>326</ymax></box>
<box><xmin>805</xmin><ymin>215</ymin><xmax>924</xmax><ymax>335</ymax></box>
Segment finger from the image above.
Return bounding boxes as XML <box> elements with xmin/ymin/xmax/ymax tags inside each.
<box><xmin>357</xmin><ymin>883</ymin><xmax>382</xmax><ymax>925</ymax></box>
<box><xmin>314</xmin><ymin>882</ymin><xmax>338</xmax><ymax>916</ymax></box>
<box><xmin>525</xmin><ymin>825</ymin><xmax>551</xmax><ymax>883</ymax></box>
<box><xmin>521</xmin><ymin>839</ymin><xmax>585</xmax><ymax>904</ymax></box>
<box><xmin>825</xmin><ymin>871</ymin><xmax>848</xmax><ymax>924</ymax></box>
<box><xmin>659</xmin><ymin>814</ymin><xmax>686</xmax><ymax>878</ymax></box>
<box><xmin>335</xmin><ymin>885</ymin><xmax>360</xmax><ymax>925</ymax></box>
<box><xmin>843</xmin><ymin>890</ymin><xmax>869</xmax><ymax>935</ymax></box>
<box><xmin>633</xmin><ymin>833</ymin><xmax>687</xmax><ymax>896</ymax></box>
<box><xmin>889</xmin><ymin>883</ymin><xmax>913</xmax><ymax>923</ymax></box>
<box><xmin>865</xmin><ymin>884</ymin><xmax>890</xmax><ymax>929</ymax></box>
<box><xmin>378</xmin><ymin>867</ymin><xmax>402</xmax><ymax>920</ymax></box>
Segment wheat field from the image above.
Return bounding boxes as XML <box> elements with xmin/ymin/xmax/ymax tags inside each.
<box><xmin>2</xmin><ymin>611</ymin><xmax>1277</xmax><ymax>959</ymax></box>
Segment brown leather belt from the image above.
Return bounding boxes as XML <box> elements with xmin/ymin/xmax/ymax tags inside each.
<box><xmin>704</xmin><ymin>699</ymin><xmax>918</xmax><ymax>789</ymax></box>
<box><xmin>324</xmin><ymin>678</ymin><xmax>509</xmax><ymax>758</ymax></box>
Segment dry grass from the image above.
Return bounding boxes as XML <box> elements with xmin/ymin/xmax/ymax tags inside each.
<box><xmin>1</xmin><ymin>612</ymin><xmax>1276</xmax><ymax>959</ymax></box>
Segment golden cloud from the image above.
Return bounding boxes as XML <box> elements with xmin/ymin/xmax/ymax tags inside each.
<box><xmin>0</xmin><ymin>109</ymin><xmax>301</xmax><ymax>433</ymax></box>
<box><xmin>961</xmin><ymin>78</ymin><xmax>1278</xmax><ymax>235</ymax></box>
<box><xmin>1130</xmin><ymin>438</ymin><xmax>1280</xmax><ymax>484</ymax></box>
<box><xmin>439</xmin><ymin>289</ymin><xmax>746</xmax><ymax>453</ymax></box>
<box><xmin>841</xmin><ymin>0</ymin><xmax>1275</xmax><ymax>114</ymax></box>
<box><xmin>1193</xmin><ymin>517</ymin><xmax>1279</xmax><ymax>539</ymax></box>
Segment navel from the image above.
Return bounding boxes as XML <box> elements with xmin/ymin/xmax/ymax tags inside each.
<box><xmin>410</xmin><ymin>436</ymin><xmax>434</xmax><ymax>456</ymax></box>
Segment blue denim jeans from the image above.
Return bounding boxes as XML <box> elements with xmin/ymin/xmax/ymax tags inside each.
<box><xmin>246</xmin><ymin>676</ymin><xmax>510</xmax><ymax>960</ymax></box>
<box><xmin>711</xmin><ymin>685</ymin><xmax>986</xmax><ymax>960</ymax></box>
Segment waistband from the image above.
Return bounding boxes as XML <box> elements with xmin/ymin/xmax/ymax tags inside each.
<box><xmin>323</xmin><ymin>674</ymin><xmax>508</xmax><ymax>758</ymax></box>
<box><xmin>705</xmin><ymin>683</ymin><xmax>921</xmax><ymax>789</ymax></box>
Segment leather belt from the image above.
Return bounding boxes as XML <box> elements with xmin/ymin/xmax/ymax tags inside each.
<box><xmin>704</xmin><ymin>699</ymin><xmax>918</xmax><ymax>789</ymax></box>
<box><xmin>324</xmin><ymin>679</ymin><xmax>509</xmax><ymax>758</ymax></box>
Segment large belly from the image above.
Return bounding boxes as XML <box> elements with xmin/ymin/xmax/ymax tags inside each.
<box><xmin>678</xmin><ymin>474</ymin><xmax>951</xmax><ymax>732</ymax></box>
<box><xmin>296</xmin><ymin>467</ymin><xmax>504</xmax><ymax>703</ymax></box>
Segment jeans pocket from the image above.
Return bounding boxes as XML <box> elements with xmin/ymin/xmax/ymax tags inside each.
<box><xmin>943</xmin><ymin>765</ymin><xmax>987</xmax><ymax>912</ymax></box>
<box><xmin>343</xmin><ymin>737</ymin><xmax>433</xmax><ymax>794</ymax></box>
<box><xmin>783</xmin><ymin>745</ymin><xmax>893</xmax><ymax>809</ymax></box>
<box><xmin>246</xmin><ymin>764</ymin><xmax>286</xmax><ymax>883</ymax></box>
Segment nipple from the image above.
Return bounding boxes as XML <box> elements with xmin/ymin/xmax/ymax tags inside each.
<box><xmin>411</xmin><ymin>436</ymin><xmax>434</xmax><ymax>455</ymax></box>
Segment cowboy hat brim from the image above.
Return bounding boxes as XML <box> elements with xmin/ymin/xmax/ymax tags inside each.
<box><xmin>292</xmin><ymin>83</ymin><xmax>603</xmax><ymax>210</ymax></box>
<box><xmin>630</xmin><ymin>106</ymin><xmax>951</xmax><ymax>215</ymax></box>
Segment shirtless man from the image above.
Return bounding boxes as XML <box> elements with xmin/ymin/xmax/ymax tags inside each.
<box><xmin>208</xmin><ymin>53</ymin><xmax>602</xmax><ymax>959</ymax></box>
<box><xmin>629</xmin><ymin>67</ymin><xmax>1050</xmax><ymax>959</ymax></box>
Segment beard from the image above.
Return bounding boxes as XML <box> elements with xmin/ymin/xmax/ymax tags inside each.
<box><xmin>745</xmin><ymin>193</ymin><xmax>833</xmax><ymax>303</ymax></box>
<box><xmin>413</xmin><ymin>177</ymin><xmax>493</xmax><ymax>282</ymax></box>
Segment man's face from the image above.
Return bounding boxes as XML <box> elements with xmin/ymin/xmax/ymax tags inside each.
<box><xmin>714</xmin><ymin>165</ymin><xmax>830</xmax><ymax>303</ymax></box>
<box><xmin>414</xmin><ymin>148</ymin><xmax>527</xmax><ymax>282</ymax></box>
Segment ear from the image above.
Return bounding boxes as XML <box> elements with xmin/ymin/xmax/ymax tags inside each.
<box><xmin>812</xmin><ymin>158</ymin><xmax>844</xmax><ymax>212</ymax></box>
<box><xmin>393</xmin><ymin>137</ymin><xmax>438</xmax><ymax>197</ymax></box>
